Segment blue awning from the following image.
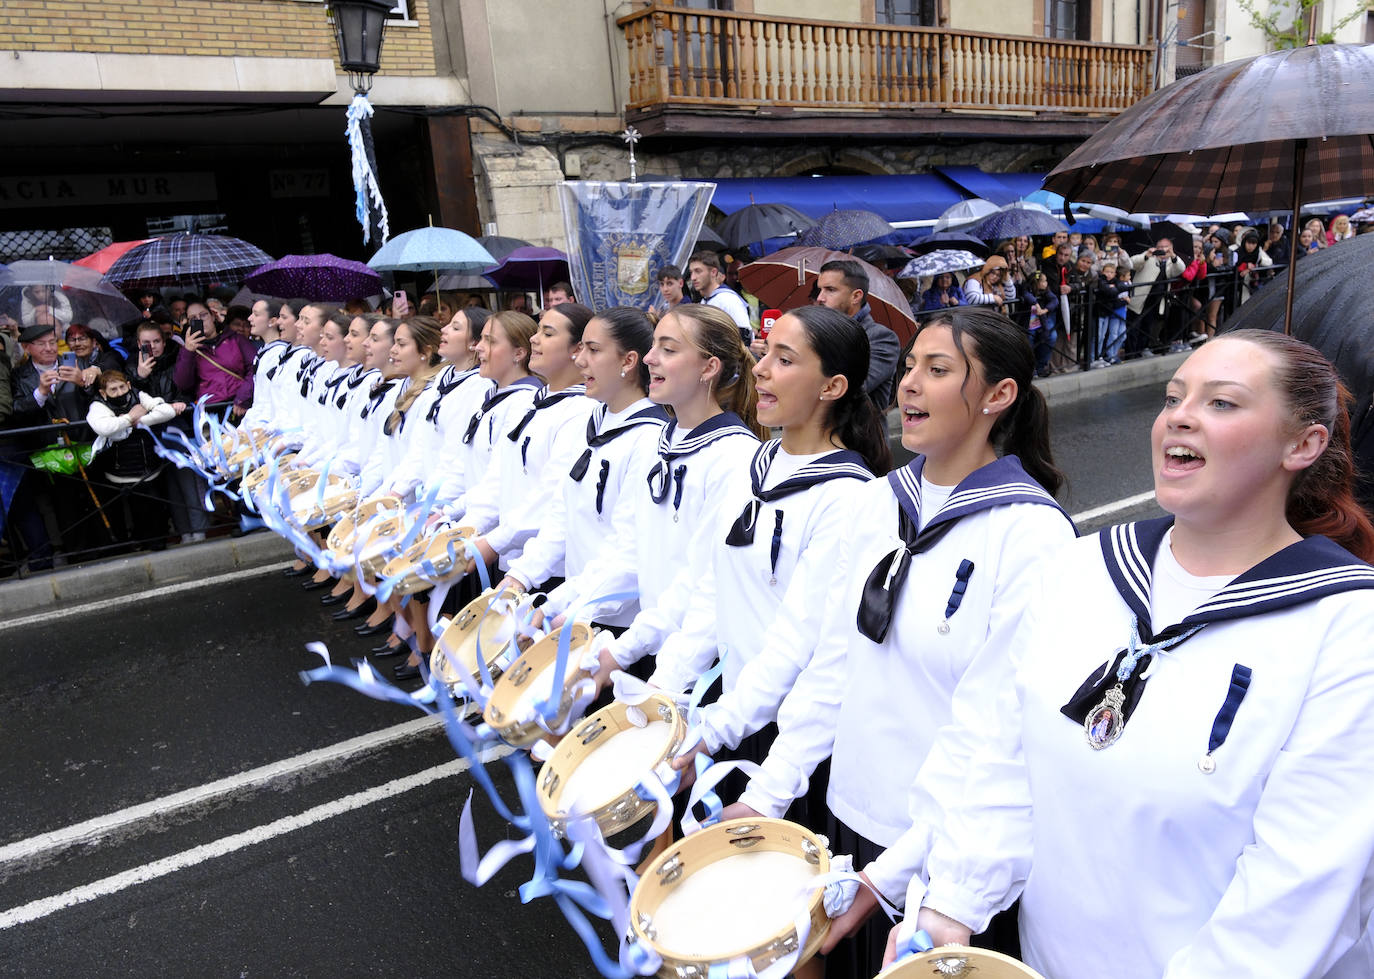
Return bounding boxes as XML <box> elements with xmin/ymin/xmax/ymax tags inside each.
<box><xmin>932</xmin><ymin>166</ymin><xmax>1049</xmax><ymax>206</ymax></box>
<box><xmin>708</xmin><ymin>175</ymin><xmax>968</xmax><ymax>225</ymax></box>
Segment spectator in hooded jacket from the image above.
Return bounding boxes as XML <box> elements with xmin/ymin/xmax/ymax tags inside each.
<box><xmin>86</xmin><ymin>369</ymin><xmax>180</xmax><ymax>551</ymax></box>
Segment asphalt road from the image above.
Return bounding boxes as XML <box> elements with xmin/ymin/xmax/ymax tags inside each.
<box><xmin>0</xmin><ymin>385</ymin><xmax>1166</xmax><ymax>977</ymax></box>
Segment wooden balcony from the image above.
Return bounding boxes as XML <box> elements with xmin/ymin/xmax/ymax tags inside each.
<box><xmin>618</xmin><ymin>5</ymin><xmax>1155</xmax><ymax>138</ymax></box>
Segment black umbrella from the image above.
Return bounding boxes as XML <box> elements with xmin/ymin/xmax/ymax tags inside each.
<box><xmin>852</xmin><ymin>243</ymin><xmax>912</xmax><ymax>269</ymax></box>
<box><xmin>1222</xmin><ymin>233</ymin><xmax>1374</xmax><ymax>508</ymax></box>
<box><xmin>1121</xmin><ymin>220</ymin><xmax>1197</xmax><ymax>256</ymax></box>
<box><xmin>717</xmin><ymin>203</ymin><xmax>817</xmax><ymax>250</ymax></box>
<box><xmin>907</xmin><ymin>231</ymin><xmax>991</xmax><ymax>259</ymax></box>
<box><xmin>695</xmin><ymin>224</ymin><xmax>728</xmax><ymax>250</ymax></box>
<box><xmin>476</xmin><ymin>235</ymin><xmax>533</xmax><ymax>264</ymax></box>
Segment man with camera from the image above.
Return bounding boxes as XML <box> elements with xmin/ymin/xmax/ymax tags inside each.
<box><xmin>1126</xmin><ymin>237</ymin><xmax>1185</xmax><ymax>358</ymax></box>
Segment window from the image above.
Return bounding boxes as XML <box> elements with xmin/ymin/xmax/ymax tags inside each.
<box><xmin>877</xmin><ymin>0</ymin><xmax>937</xmax><ymax>26</ymax></box>
<box><xmin>1045</xmin><ymin>0</ymin><xmax>1088</xmax><ymax>40</ymax></box>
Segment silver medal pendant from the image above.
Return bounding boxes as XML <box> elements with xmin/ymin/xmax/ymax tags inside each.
<box><xmin>1197</xmin><ymin>754</ymin><xmax>1216</xmax><ymax>774</ymax></box>
<box><xmin>673</xmin><ymin>513</ymin><xmax>679</xmax><ymax>523</ymax></box>
<box><xmin>937</xmin><ymin>619</ymin><xmax>950</xmax><ymax>635</ymax></box>
<box><xmin>1084</xmin><ymin>684</ymin><xmax>1126</xmax><ymax>749</ymax></box>
<box><xmin>768</xmin><ymin>574</ymin><xmax>777</xmax><ymax>586</ymax></box>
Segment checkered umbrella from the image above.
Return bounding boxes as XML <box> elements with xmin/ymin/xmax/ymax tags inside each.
<box><xmin>796</xmin><ymin>209</ymin><xmax>896</xmax><ymax>250</ymax></box>
<box><xmin>104</xmin><ymin>233</ymin><xmax>273</xmax><ymax>290</ymax></box>
<box><xmin>1042</xmin><ymin>43</ymin><xmax>1374</xmax><ymax>333</ymax></box>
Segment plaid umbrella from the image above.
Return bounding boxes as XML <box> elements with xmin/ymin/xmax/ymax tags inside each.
<box><xmin>968</xmin><ymin>202</ymin><xmax>1067</xmax><ymax>241</ymax></box>
<box><xmin>244</xmin><ymin>254</ymin><xmax>381</xmax><ymax>302</ymax></box>
<box><xmin>796</xmin><ymin>209</ymin><xmax>896</xmax><ymax>250</ymax></box>
<box><xmin>896</xmin><ymin>250</ymin><xmax>986</xmax><ymax>280</ymax></box>
<box><xmin>0</xmin><ymin>258</ymin><xmax>139</xmax><ymax>337</ymax></box>
<box><xmin>717</xmin><ymin>203</ymin><xmax>817</xmax><ymax>250</ymax></box>
<box><xmin>367</xmin><ymin>226</ymin><xmax>496</xmax><ymax>274</ymax></box>
<box><xmin>105</xmin><ymin>233</ymin><xmax>273</xmax><ymax>289</ymax></box>
<box><xmin>72</xmin><ymin>239</ymin><xmax>153</xmax><ymax>275</ymax></box>
<box><xmin>739</xmin><ymin>246</ymin><xmax>916</xmax><ymax>344</ymax></box>
<box><xmin>933</xmin><ymin>198</ymin><xmax>999</xmax><ymax>232</ymax></box>
<box><xmin>1042</xmin><ymin>43</ymin><xmax>1374</xmax><ymax>332</ymax></box>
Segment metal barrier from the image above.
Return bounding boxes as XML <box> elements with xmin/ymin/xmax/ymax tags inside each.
<box><xmin>0</xmin><ymin>402</ymin><xmax>240</xmax><ymax>578</ymax></box>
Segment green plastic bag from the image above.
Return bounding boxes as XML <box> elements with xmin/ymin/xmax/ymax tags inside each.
<box><xmin>30</xmin><ymin>442</ymin><xmax>95</xmax><ymax>475</ymax></box>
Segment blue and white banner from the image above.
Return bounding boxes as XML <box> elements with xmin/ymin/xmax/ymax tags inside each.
<box><xmin>558</xmin><ymin>181</ymin><xmax>715</xmax><ymax>312</ymax></box>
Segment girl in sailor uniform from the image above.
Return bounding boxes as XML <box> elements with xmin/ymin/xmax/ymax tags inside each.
<box><xmin>903</xmin><ymin>330</ymin><xmax>1374</xmax><ymax>979</ymax></box>
<box><xmin>716</xmin><ymin>307</ymin><xmax>1074</xmax><ymax>979</ymax></box>
<box><xmin>239</xmin><ymin>297</ymin><xmax>287</xmax><ymax>435</ymax></box>
<box><xmin>544</xmin><ymin>304</ymin><xmax>766</xmax><ymax>667</ymax></box>
<box><xmin>496</xmin><ymin>306</ymin><xmax>667</xmax><ymax>627</ymax></box>
<box><xmin>384</xmin><ymin>310</ymin><xmax>544</xmax><ymax>680</ymax></box>
<box><xmin>390</xmin><ymin>304</ymin><xmax>596</xmax><ymax>679</ymax></box>
<box><xmin>293</xmin><ymin>311</ymin><xmax>359</xmax><ymax>469</ymax></box>
<box><xmin>276</xmin><ymin>302</ymin><xmax>334</xmax><ymax>456</ymax></box>
<box><xmin>363</xmin><ymin>308</ymin><xmax>496</xmax><ymax>656</ymax></box>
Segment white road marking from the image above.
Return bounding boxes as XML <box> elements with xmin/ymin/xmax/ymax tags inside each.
<box><xmin>0</xmin><ymin>562</ymin><xmax>293</xmax><ymax>633</ymax></box>
<box><xmin>0</xmin><ymin>751</ymin><xmax>510</xmax><ymax>931</ymax></box>
<box><xmin>0</xmin><ymin>715</ymin><xmax>445</xmax><ymax>868</ymax></box>
<box><xmin>1070</xmin><ymin>490</ymin><xmax>1157</xmax><ymax>524</ymax></box>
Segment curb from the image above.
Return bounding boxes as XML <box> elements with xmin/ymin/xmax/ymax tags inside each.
<box><xmin>1033</xmin><ymin>349</ymin><xmax>1189</xmax><ymax>406</ymax></box>
<box><xmin>0</xmin><ymin>532</ymin><xmax>294</xmax><ymax>616</ymax></box>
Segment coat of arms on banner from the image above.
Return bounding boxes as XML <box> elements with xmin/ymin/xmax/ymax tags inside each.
<box><xmin>614</xmin><ymin>239</ymin><xmax>652</xmax><ymax>295</ymax></box>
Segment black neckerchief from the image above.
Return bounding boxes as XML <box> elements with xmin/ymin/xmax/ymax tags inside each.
<box><xmin>506</xmin><ymin>384</ymin><xmax>587</xmax><ymax>442</ymax></box>
<box><xmin>462</xmin><ymin>376</ymin><xmax>542</xmax><ymax>446</ymax></box>
<box><xmin>856</xmin><ymin>455</ymin><xmax>1070</xmax><ymax>644</ymax></box>
<box><xmin>726</xmin><ymin>439</ymin><xmax>872</xmax><ymax>583</ymax></box>
<box><xmin>253</xmin><ymin>338</ymin><xmax>289</xmax><ymax>373</ymax></box>
<box><xmin>569</xmin><ymin>402</ymin><xmax>669</xmax><ymax>482</ymax></box>
<box><xmin>265</xmin><ymin>344</ymin><xmax>308</xmax><ymax>381</ymax></box>
<box><xmin>645</xmin><ymin>412</ymin><xmax>754</xmax><ymax>515</ymax></box>
<box><xmin>425</xmin><ymin>366</ymin><xmax>482</xmax><ymax>424</ymax></box>
<box><xmin>1061</xmin><ymin>518</ymin><xmax>1374</xmax><ymax>737</ymax></box>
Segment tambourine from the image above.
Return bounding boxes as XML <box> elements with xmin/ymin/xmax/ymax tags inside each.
<box><xmin>429</xmin><ymin>587</ymin><xmax>526</xmax><ymax>698</ymax></box>
<box><xmin>325</xmin><ymin>498</ymin><xmax>401</xmax><ymax>556</ymax></box>
<box><xmin>875</xmin><ymin>946</ymin><xmax>1045</xmax><ymax>978</ymax></box>
<box><xmin>628</xmin><ymin>817</ymin><xmax>831</xmax><ymax>979</ymax></box>
<box><xmin>378</xmin><ymin>524</ymin><xmax>478</xmax><ymax>597</ymax></box>
<box><xmin>483</xmin><ymin>622</ymin><xmax>597</xmax><ymax>747</ymax></box>
<box><xmin>536</xmin><ymin>693</ymin><xmax>687</xmax><ymax>839</ymax></box>
<box><xmin>354</xmin><ymin>511</ymin><xmax>410</xmax><ymax>580</ymax></box>
<box><xmin>240</xmin><ymin>462</ymin><xmax>274</xmax><ymax>497</ymax></box>
<box><xmin>288</xmin><ymin>473</ymin><xmax>358</xmax><ymax>529</ymax></box>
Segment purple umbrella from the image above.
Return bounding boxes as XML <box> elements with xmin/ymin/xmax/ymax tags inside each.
<box><xmin>484</xmin><ymin>246</ymin><xmax>570</xmax><ymax>295</ymax></box>
<box><xmin>244</xmin><ymin>253</ymin><xmax>382</xmax><ymax>302</ymax></box>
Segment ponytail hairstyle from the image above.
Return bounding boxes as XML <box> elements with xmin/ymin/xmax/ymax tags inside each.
<box><xmin>921</xmin><ymin>305</ymin><xmax>1064</xmax><ymax>497</ymax></box>
<box><xmin>593</xmin><ymin>306</ymin><xmax>655</xmax><ymax>394</ymax></box>
<box><xmin>492</xmin><ymin>311</ymin><xmax>538</xmax><ymax>381</ymax></box>
<box><xmin>1221</xmin><ymin>329</ymin><xmax>1374</xmax><ymax>562</ymax></box>
<box><xmin>282</xmin><ymin>297</ymin><xmax>309</xmax><ymax>318</ymax></box>
<box><xmin>784</xmin><ymin>305</ymin><xmax>892</xmax><ymax>475</ymax></box>
<box><xmin>385</xmin><ymin>315</ymin><xmax>445</xmax><ymax>435</ymax></box>
<box><xmin>664</xmin><ymin>304</ymin><xmax>768</xmax><ymax>440</ymax></box>
<box><xmin>458</xmin><ymin>305</ymin><xmax>490</xmax><ymax>347</ymax></box>
<box><xmin>548</xmin><ymin>302</ymin><xmax>594</xmax><ymax>344</ymax></box>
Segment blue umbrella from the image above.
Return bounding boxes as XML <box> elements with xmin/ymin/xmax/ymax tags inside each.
<box><xmin>967</xmin><ymin>202</ymin><xmax>1068</xmax><ymax>241</ymax></box>
<box><xmin>896</xmin><ymin>250</ymin><xmax>986</xmax><ymax>280</ymax></box>
<box><xmin>366</xmin><ymin>226</ymin><xmax>496</xmax><ymax>274</ymax></box>
<box><xmin>796</xmin><ymin>209</ymin><xmax>895</xmax><ymax>250</ymax></box>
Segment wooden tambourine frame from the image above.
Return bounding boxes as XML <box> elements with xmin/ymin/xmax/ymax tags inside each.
<box><xmin>483</xmin><ymin>622</ymin><xmax>594</xmax><ymax>747</ymax></box>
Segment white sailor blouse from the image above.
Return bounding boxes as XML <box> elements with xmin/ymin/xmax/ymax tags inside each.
<box><xmin>649</xmin><ymin>438</ymin><xmax>874</xmax><ymax>695</ymax></box>
<box><xmin>505</xmin><ymin>399</ymin><xmax>667</xmax><ymax>609</ymax></box>
<box><xmin>918</xmin><ymin>517</ymin><xmax>1374</xmax><ymax>979</ymax></box>
<box><xmin>738</xmin><ymin>455</ymin><xmax>1074</xmax><ymax>872</ymax></box>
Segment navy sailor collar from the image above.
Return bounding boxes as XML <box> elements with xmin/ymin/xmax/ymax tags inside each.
<box><xmin>569</xmin><ymin>402</ymin><xmax>667</xmax><ymax>483</ymax></box>
<box><xmin>1100</xmin><ymin>516</ymin><xmax>1374</xmax><ymax>637</ymax></box>
<box><xmin>748</xmin><ymin>438</ymin><xmax>872</xmax><ymax>502</ymax></box>
<box><xmin>888</xmin><ymin>454</ymin><xmax>1071</xmax><ymax>537</ymax></box>
<box><xmin>655</xmin><ymin>410</ymin><xmax>754</xmax><ymax>462</ymax></box>
<box><xmin>426</xmin><ymin>366</ymin><xmax>482</xmax><ymax>424</ymax></box>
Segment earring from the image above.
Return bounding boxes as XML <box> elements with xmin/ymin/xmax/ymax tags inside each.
<box><xmin>619</xmin><ymin>369</ymin><xmax>626</xmax><ymax>378</ymax></box>
<box><xmin>982</xmin><ymin>408</ymin><xmax>990</xmax><ymax>415</ymax></box>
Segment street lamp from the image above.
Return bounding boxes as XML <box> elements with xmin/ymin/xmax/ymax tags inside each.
<box><xmin>327</xmin><ymin>0</ymin><xmax>393</xmax><ymax>245</ymax></box>
<box><xmin>328</xmin><ymin>0</ymin><xmax>393</xmax><ymax>94</ymax></box>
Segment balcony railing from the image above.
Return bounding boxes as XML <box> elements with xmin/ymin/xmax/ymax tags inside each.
<box><xmin>619</xmin><ymin>5</ymin><xmax>1154</xmax><ymax>116</ymax></box>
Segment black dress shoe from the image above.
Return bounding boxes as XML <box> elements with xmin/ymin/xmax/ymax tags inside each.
<box><xmin>372</xmin><ymin>641</ymin><xmax>407</xmax><ymax>657</ymax></box>
<box><xmin>301</xmin><ymin>577</ymin><xmax>333</xmax><ymax>591</ymax></box>
<box><xmin>282</xmin><ymin>564</ymin><xmax>311</xmax><ymax>578</ymax></box>
<box><xmin>320</xmin><ymin>591</ymin><xmax>348</xmax><ymax>607</ymax></box>
<box><xmin>331</xmin><ymin>604</ymin><xmax>368</xmax><ymax>621</ymax></box>
<box><xmin>355</xmin><ymin>617</ymin><xmax>394</xmax><ymax>637</ymax></box>
<box><xmin>392</xmin><ymin>662</ymin><xmax>421</xmax><ymax>681</ymax></box>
